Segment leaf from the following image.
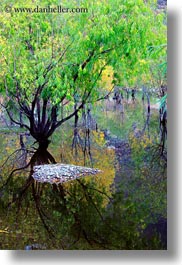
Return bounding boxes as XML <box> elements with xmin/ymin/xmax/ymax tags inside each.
<box><xmin>156</xmin><ymin>94</ymin><xmax>167</xmax><ymax>110</ymax></box>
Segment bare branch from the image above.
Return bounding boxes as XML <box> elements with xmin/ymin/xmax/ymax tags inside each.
<box><xmin>0</xmin><ymin>102</ymin><xmax>30</xmax><ymax>130</ymax></box>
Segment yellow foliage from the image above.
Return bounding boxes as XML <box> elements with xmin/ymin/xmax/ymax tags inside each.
<box><xmin>129</xmin><ymin>132</ymin><xmax>152</xmax><ymax>153</ymax></box>
<box><xmin>0</xmin><ymin>229</ymin><xmax>9</xmax><ymax>234</ymax></box>
<box><xmin>50</xmin><ymin>129</ymin><xmax>116</xmax><ymax>205</ymax></box>
<box><xmin>138</xmin><ymin>59</ymin><xmax>147</xmax><ymax>65</ymax></box>
<box><xmin>92</xmin><ymin>131</ymin><xmax>105</xmax><ymax>146</ymax></box>
<box><xmin>100</xmin><ymin>65</ymin><xmax>114</xmax><ymax>91</ymax></box>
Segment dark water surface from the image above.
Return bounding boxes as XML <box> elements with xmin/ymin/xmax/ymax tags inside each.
<box><xmin>0</xmin><ymin>100</ymin><xmax>167</xmax><ymax>250</ymax></box>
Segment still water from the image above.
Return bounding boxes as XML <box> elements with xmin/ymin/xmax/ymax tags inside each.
<box><xmin>0</xmin><ymin>100</ymin><xmax>167</xmax><ymax>250</ymax></box>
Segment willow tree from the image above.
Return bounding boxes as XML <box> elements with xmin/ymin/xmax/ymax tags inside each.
<box><xmin>0</xmin><ymin>0</ymin><xmax>165</xmax><ymax>148</ymax></box>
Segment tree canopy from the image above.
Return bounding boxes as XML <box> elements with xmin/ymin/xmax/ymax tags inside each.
<box><xmin>0</xmin><ymin>0</ymin><xmax>167</xmax><ymax>145</ymax></box>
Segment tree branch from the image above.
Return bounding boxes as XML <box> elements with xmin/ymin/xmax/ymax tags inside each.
<box><xmin>0</xmin><ymin>102</ymin><xmax>30</xmax><ymax>130</ymax></box>
<box><xmin>31</xmin><ymin>42</ymin><xmax>73</xmax><ymax>114</ymax></box>
<box><xmin>46</xmin><ymin>61</ymin><xmax>108</xmax><ymax>138</ymax></box>
<box><xmin>73</xmin><ymin>49</ymin><xmax>95</xmax><ymax>83</ymax></box>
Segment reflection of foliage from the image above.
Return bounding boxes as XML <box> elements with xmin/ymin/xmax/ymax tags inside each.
<box><xmin>0</xmin><ymin>129</ymin><xmax>166</xmax><ymax>249</ymax></box>
<box><xmin>49</xmin><ymin>179</ymin><xmax>164</xmax><ymax>249</ymax></box>
<box><xmin>0</xmin><ymin>172</ymin><xmax>165</xmax><ymax>249</ymax></box>
<box><xmin>50</xmin><ymin>127</ymin><xmax>115</xmax><ymax>197</ymax></box>
<box><xmin>158</xmin><ymin>94</ymin><xmax>167</xmax><ymax>155</ymax></box>
<box><xmin>0</xmin><ymin>96</ymin><xmax>166</xmax><ymax>250</ymax></box>
<box><xmin>125</xmin><ymin>132</ymin><xmax>167</xmax><ymax>229</ymax></box>
<box><xmin>129</xmin><ymin>132</ymin><xmax>152</xmax><ymax>168</ymax></box>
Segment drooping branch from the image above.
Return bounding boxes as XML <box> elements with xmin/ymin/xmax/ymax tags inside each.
<box><xmin>46</xmin><ymin>100</ymin><xmax>86</xmax><ymax>138</ymax></box>
<box><xmin>2</xmin><ymin>38</ymin><xmax>115</xmax><ymax>144</ymax></box>
<box><xmin>31</xmin><ymin>182</ymin><xmax>57</xmax><ymax>239</ymax></box>
<box><xmin>0</xmin><ymin>102</ymin><xmax>30</xmax><ymax>130</ymax></box>
<box><xmin>73</xmin><ymin>49</ymin><xmax>96</xmax><ymax>83</ymax></box>
<box><xmin>42</xmin><ymin>41</ymin><xmax>73</xmax><ymax>79</ymax></box>
<box><xmin>4</xmin><ymin>69</ymin><xmax>32</xmax><ymax>120</ymax></box>
<box><xmin>46</xmin><ymin>61</ymin><xmax>108</xmax><ymax>138</ymax></box>
<box><xmin>31</xmin><ymin>42</ymin><xmax>73</xmax><ymax>115</ymax></box>
<box><xmin>31</xmin><ymin>82</ymin><xmax>48</xmax><ymax>115</ymax></box>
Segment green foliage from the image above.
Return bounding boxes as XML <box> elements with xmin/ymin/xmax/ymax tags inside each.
<box><xmin>157</xmin><ymin>94</ymin><xmax>167</xmax><ymax>111</ymax></box>
<box><xmin>0</xmin><ymin>0</ymin><xmax>166</xmax><ymax>112</ymax></box>
<box><xmin>0</xmin><ymin>0</ymin><xmax>167</xmax><ymax>250</ymax></box>
<box><xmin>0</xmin><ymin>110</ymin><xmax>166</xmax><ymax>249</ymax></box>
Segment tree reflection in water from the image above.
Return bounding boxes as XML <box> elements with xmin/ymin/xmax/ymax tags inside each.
<box><xmin>1</xmin><ymin>149</ymin><xmax>109</xmax><ymax>249</ymax></box>
<box><xmin>0</xmin><ymin>130</ymin><xmax>166</xmax><ymax>250</ymax></box>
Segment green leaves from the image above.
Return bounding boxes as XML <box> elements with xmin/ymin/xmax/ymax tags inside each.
<box><xmin>156</xmin><ymin>94</ymin><xmax>167</xmax><ymax>111</ymax></box>
<box><xmin>0</xmin><ymin>0</ymin><xmax>167</xmax><ymax>136</ymax></box>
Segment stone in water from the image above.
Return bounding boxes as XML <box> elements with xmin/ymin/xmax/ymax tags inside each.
<box><xmin>32</xmin><ymin>163</ymin><xmax>102</xmax><ymax>184</ymax></box>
